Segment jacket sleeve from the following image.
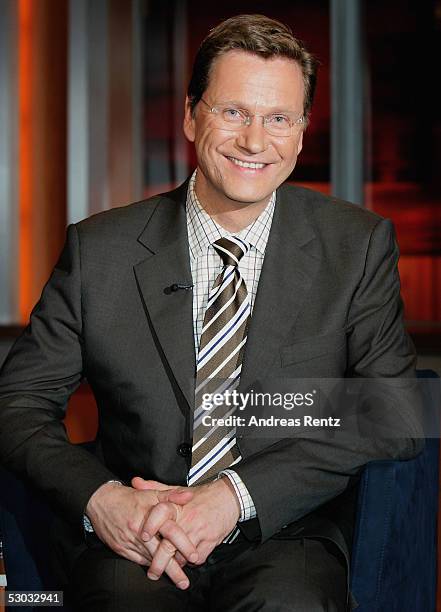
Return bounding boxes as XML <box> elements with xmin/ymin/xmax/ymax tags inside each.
<box><xmin>234</xmin><ymin>219</ymin><xmax>424</xmax><ymax>542</ymax></box>
<box><xmin>0</xmin><ymin>224</ymin><xmax>117</xmax><ymax>526</ymax></box>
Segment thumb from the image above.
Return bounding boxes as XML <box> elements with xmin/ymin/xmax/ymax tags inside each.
<box><xmin>131</xmin><ymin>477</ymin><xmax>173</xmax><ymax>491</ymax></box>
<box><xmin>157</xmin><ymin>489</ymin><xmax>194</xmax><ymax>504</ymax></box>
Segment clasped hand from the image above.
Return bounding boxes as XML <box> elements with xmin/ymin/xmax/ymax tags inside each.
<box><xmin>86</xmin><ymin>476</ymin><xmax>240</xmax><ymax>590</ymax></box>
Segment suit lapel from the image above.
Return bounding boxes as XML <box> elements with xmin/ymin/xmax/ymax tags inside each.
<box><xmin>240</xmin><ymin>184</ymin><xmax>322</xmax><ymax>390</ymax></box>
<box><xmin>134</xmin><ymin>182</ymin><xmax>196</xmax><ymax>411</ymax></box>
<box><xmin>133</xmin><ymin>181</ymin><xmax>321</xmax><ymax>410</ymax></box>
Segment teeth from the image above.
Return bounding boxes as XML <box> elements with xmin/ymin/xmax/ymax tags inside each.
<box><xmin>228</xmin><ymin>157</ymin><xmax>265</xmax><ymax>169</ymax></box>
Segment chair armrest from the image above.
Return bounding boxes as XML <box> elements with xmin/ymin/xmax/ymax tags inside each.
<box><xmin>350</xmin><ymin>369</ymin><xmax>440</xmax><ymax>611</ymax></box>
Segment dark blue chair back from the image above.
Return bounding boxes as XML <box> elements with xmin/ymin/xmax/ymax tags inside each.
<box><xmin>350</xmin><ymin>369</ymin><xmax>440</xmax><ymax>611</ymax></box>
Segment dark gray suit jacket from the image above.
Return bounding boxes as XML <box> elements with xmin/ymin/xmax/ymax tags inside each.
<box><xmin>0</xmin><ymin>180</ymin><xmax>422</xmax><ymax>593</ymax></box>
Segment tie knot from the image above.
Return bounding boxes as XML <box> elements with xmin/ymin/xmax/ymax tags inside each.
<box><xmin>213</xmin><ymin>237</ymin><xmax>249</xmax><ymax>267</ymax></box>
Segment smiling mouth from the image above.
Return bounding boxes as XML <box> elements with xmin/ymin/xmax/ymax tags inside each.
<box><xmin>227</xmin><ymin>156</ymin><xmax>267</xmax><ymax>170</ymax></box>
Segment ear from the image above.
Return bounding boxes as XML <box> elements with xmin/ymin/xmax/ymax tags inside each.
<box><xmin>183</xmin><ymin>96</ymin><xmax>196</xmax><ymax>143</ymax></box>
<box><xmin>296</xmin><ymin>130</ymin><xmax>304</xmax><ymax>156</ymax></box>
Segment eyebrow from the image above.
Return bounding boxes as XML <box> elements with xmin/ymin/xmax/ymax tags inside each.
<box><xmin>215</xmin><ymin>100</ymin><xmax>300</xmax><ymax>115</ymax></box>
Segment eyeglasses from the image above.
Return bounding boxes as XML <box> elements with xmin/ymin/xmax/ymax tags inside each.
<box><xmin>199</xmin><ymin>98</ymin><xmax>305</xmax><ymax>137</ymax></box>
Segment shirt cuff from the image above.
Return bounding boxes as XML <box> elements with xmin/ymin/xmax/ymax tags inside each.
<box><xmin>219</xmin><ymin>469</ymin><xmax>257</xmax><ymax>521</ymax></box>
<box><xmin>83</xmin><ymin>514</ymin><xmax>94</xmax><ymax>532</ymax></box>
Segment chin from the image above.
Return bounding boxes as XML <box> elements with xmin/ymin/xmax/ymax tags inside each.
<box><xmin>223</xmin><ymin>183</ymin><xmax>273</xmax><ymax>205</ymax></box>
<box><xmin>223</xmin><ymin>192</ymin><xmax>266</xmax><ymax>206</ymax></box>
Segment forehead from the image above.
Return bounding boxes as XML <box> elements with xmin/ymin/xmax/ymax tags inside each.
<box><xmin>206</xmin><ymin>50</ymin><xmax>304</xmax><ymax>111</ymax></box>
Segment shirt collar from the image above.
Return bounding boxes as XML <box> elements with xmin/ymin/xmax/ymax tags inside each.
<box><xmin>186</xmin><ymin>170</ymin><xmax>275</xmax><ymax>260</ymax></box>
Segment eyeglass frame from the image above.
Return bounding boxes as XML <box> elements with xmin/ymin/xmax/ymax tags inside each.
<box><xmin>198</xmin><ymin>97</ymin><xmax>306</xmax><ymax>136</ymax></box>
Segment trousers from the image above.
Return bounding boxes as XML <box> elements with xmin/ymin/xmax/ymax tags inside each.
<box><xmin>69</xmin><ymin>532</ymin><xmax>348</xmax><ymax>611</ymax></box>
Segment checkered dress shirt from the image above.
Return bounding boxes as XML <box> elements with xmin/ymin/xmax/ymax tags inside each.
<box><xmin>186</xmin><ymin>170</ymin><xmax>276</xmax><ymax>523</ymax></box>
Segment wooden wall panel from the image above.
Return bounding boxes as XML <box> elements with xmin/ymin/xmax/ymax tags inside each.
<box><xmin>19</xmin><ymin>0</ymin><xmax>67</xmax><ymax>322</ymax></box>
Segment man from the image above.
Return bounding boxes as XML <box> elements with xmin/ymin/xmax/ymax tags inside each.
<box><xmin>0</xmin><ymin>14</ymin><xmax>422</xmax><ymax>612</ymax></box>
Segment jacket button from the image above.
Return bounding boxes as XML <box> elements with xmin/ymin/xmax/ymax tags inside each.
<box><xmin>177</xmin><ymin>443</ymin><xmax>192</xmax><ymax>457</ymax></box>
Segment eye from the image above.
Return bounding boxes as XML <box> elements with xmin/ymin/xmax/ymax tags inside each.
<box><xmin>268</xmin><ymin>114</ymin><xmax>290</xmax><ymax>126</ymax></box>
<box><xmin>223</xmin><ymin>108</ymin><xmax>245</xmax><ymax>121</ymax></box>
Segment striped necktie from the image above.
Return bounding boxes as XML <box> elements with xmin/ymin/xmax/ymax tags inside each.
<box><xmin>188</xmin><ymin>236</ymin><xmax>250</xmax><ymax>485</ymax></box>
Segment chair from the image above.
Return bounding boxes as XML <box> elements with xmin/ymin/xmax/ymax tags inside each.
<box><xmin>350</xmin><ymin>369</ymin><xmax>439</xmax><ymax>611</ymax></box>
<box><xmin>1</xmin><ymin>371</ymin><xmax>439</xmax><ymax>611</ymax></box>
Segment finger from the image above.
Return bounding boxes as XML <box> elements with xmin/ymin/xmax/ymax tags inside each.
<box><xmin>140</xmin><ymin>502</ymin><xmax>176</xmax><ymax>541</ymax></box>
<box><xmin>98</xmin><ymin>525</ymin><xmax>151</xmax><ymax>563</ymax></box>
<box><xmin>123</xmin><ymin>550</ymin><xmax>150</xmax><ymax>566</ymax></box>
<box><xmin>144</xmin><ymin>538</ymin><xmax>190</xmax><ymax>589</ymax></box>
<box><xmin>112</xmin><ymin>541</ymin><xmax>151</xmax><ymax>566</ymax></box>
<box><xmin>193</xmin><ymin>540</ymin><xmax>218</xmax><ymax>566</ymax></box>
<box><xmin>165</xmin><ymin>558</ymin><xmax>190</xmax><ymax>590</ymax></box>
<box><xmin>147</xmin><ymin>536</ymin><xmax>177</xmax><ymax>580</ymax></box>
<box><xmin>175</xmin><ymin>551</ymin><xmax>187</xmax><ymax>567</ymax></box>
<box><xmin>153</xmin><ymin>558</ymin><xmax>190</xmax><ymax>590</ymax></box>
<box><xmin>148</xmin><ymin>536</ymin><xmax>193</xmax><ymax>583</ymax></box>
<box><xmin>130</xmin><ymin>479</ymin><xmax>193</xmax><ymax>507</ymax></box>
<box><xmin>143</xmin><ymin>533</ymin><xmax>160</xmax><ymax>563</ymax></box>
<box><xmin>131</xmin><ymin>477</ymin><xmax>172</xmax><ymax>491</ymax></box>
<box><xmin>140</xmin><ymin>515</ymin><xmax>198</xmax><ymax>564</ymax></box>
<box><xmin>157</xmin><ymin>519</ymin><xmax>198</xmax><ymax>564</ymax></box>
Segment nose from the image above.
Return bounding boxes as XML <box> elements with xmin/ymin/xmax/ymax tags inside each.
<box><xmin>235</xmin><ymin>115</ymin><xmax>267</xmax><ymax>154</ymax></box>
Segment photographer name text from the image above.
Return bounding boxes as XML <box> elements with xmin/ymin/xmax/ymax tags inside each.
<box><xmin>201</xmin><ymin>415</ymin><xmax>341</xmax><ymax>428</ymax></box>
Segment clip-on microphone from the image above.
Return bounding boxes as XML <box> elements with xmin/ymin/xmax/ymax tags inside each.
<box><xmin>164</xmin><ymin>283</ymin><xmax>194</xmax><ymax>295</ymax></box>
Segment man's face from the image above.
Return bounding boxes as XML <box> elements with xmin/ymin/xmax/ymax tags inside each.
<box><xmin>184</xmin><ymin>50</ymin><xmax>305</xmax><ymax>211</ymax></box>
